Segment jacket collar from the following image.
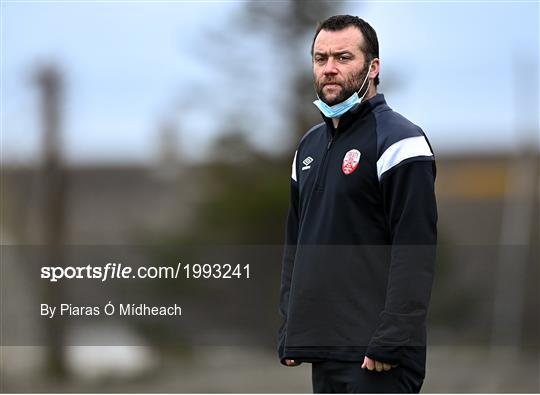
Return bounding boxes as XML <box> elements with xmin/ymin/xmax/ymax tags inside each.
<box><xmin>320</xmin><ymin>93</ymin><xmax>387</xmax><ymax>135</ymax></box>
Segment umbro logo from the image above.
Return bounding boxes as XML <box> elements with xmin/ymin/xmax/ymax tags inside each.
<box><xmin>302</xmin><ymin>156</ymin><xmax>314</xmax><ymax>171</ymax></box>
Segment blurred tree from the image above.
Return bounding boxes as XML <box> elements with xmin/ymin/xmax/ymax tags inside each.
<box><xmin>188</xmin><ymin>131</ymin><xmax>288</xmax><ymax>244</ymax></box>
<box><xmin>162</xmin><ymin>1</ymin><xmax>345</xmax><ymax>246</ymax></box>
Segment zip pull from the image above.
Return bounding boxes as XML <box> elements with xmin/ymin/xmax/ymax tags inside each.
<box><xmin>327</xmin><ymin>137</ymin><xmax>334</xmax><ymax>150</ymax></box>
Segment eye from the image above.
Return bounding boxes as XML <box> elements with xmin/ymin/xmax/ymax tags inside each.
<box><xmin>338</xmin><ymin>55</ymin><xmax>351</xmax><ymax>61</ymax></box>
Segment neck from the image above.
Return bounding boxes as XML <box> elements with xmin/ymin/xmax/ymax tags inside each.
<box><xmin>363</xmin><ymin>84</ymin><xmax>377</xmax><ymax>102</ymax></box>
<box><xmin>331</xmin><ymin>86</ymin><xmax>377</xmax><ymax>129</ymax></box>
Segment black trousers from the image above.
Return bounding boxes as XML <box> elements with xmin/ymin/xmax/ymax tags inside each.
<box><xmin>311</xmin><ymin>360</ymin><xmax>424</xmax><ymax>393</ymax></box>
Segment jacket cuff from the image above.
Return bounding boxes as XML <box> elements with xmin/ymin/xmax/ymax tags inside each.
<box><xmin>277</xmin><ymin>327</ymin><xmax>288</xmax><ymax>365</ymax></box>
<box><xmin>365</xmin><ymin>343</ymin><xmax>403</xmax><ymax>365</ymax></box>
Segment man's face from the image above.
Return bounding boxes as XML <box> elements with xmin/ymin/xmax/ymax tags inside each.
<box><xmin>313</xmin><ymin>26</ymin><xmax>369</xmax><ymax>106</ymax></box>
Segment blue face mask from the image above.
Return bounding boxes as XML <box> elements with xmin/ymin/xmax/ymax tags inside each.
<box><xmin>313</xmin><ymin>61</ymin><xmax>372</xmax><ymax>118</ymax></box>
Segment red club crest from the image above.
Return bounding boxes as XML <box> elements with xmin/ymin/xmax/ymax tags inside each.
<box><xmin>342</xmin><ymin>149</ymin><xmax>361</xmax><ymax>175</ymax></box>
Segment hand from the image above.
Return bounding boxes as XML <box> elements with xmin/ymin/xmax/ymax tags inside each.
<box><xmin>361</xmin><ymin>356</ymin><xmax>398</xmax><ymax>372</ymax></box>
<box><xmin>284</xmin><ymin>359</ymin><xmax>302</xmax><ymax>366</ymax></box>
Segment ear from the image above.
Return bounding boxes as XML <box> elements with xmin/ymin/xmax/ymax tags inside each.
<box><xmin>369</xmin><ymin>58</ymin><xmax>381</xmax><ymax>80</ymax></box>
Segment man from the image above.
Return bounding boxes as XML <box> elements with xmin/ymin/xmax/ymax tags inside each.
<box><xmin>277</xmin><ymin>15</ymin><xmax>438</xmax><ymax>393</ymax></box>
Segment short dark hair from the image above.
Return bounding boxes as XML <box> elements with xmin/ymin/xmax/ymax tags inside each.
<box><xmin>311</xmin><ymin>15</ymin><xmax>380</xmax><ymax>86</ymax></box>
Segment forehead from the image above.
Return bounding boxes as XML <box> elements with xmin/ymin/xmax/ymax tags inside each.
<box><xmin>313</xmin><ymin>26</ymin><xmax>364</xmax><ymax>54</ymax></box>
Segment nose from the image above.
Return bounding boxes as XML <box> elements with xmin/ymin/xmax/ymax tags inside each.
<box><xmin>323</xmin><ymin>58</ymin><xmax>338</xmax><ymax>75</ymax></box>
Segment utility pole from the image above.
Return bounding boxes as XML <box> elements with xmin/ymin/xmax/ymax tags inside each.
<box><xmin>156</xmin><ymin>120</ymin><xmax>181</xmax><ymax>180</ymax></box>
<box><xmin>36</xmin><ymin>64</ymin><xmax>67</xmax><ymax>378</ymax></box>
<box><xmin>490</xmin><ymin>55</ymin><xmax>539</xmax><ymax>366</ymax></box>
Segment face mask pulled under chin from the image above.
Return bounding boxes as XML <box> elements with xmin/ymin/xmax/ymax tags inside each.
<box><xmin>313</xmin><ymin>62</ymin><xmax>372</xmax><ymax>118</ymax></box>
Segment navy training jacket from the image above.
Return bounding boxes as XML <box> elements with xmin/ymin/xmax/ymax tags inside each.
<box><xmin>277</xmin><ymin>93</ymin><xmax>438</xmax><ymax>376</ymax></box>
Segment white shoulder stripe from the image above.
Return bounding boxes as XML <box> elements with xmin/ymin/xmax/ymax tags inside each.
<box><xmin>291</xmin><ymin>150</ymin><xmax>298</xmax><ymax>182</ymax></box>
<box><xmin>377</xmin><ymin>136</ymin><xmax>433</xmax><ymax>180</ymax></box>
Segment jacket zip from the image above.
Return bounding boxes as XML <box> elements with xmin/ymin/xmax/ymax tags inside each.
<box><xmin>314</xmin><ymin>132</ymin><xmax>336</xmax><ymax>191</ymax></box>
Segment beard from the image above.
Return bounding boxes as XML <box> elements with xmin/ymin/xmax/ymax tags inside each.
<box><xmin>315</xmin><ymin>62</ymin><xmax>370</xmax><ymax>106</ymax></box>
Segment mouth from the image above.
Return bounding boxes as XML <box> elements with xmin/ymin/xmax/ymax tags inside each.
<box><xmin>323</xmin><ymin>82</ymin><xmax>341</xmax><ymax>89</ymax></box>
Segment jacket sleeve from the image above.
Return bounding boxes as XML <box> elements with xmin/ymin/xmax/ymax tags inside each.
<box><xmin>365</xmin><ymin>158</ymin><xmax>438</xmax><ymax>365</ymax></box>
<box><xmin>277</xmin><ymin>151</ymin><xmax>300</xmax><ymax>365</ymax></box>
